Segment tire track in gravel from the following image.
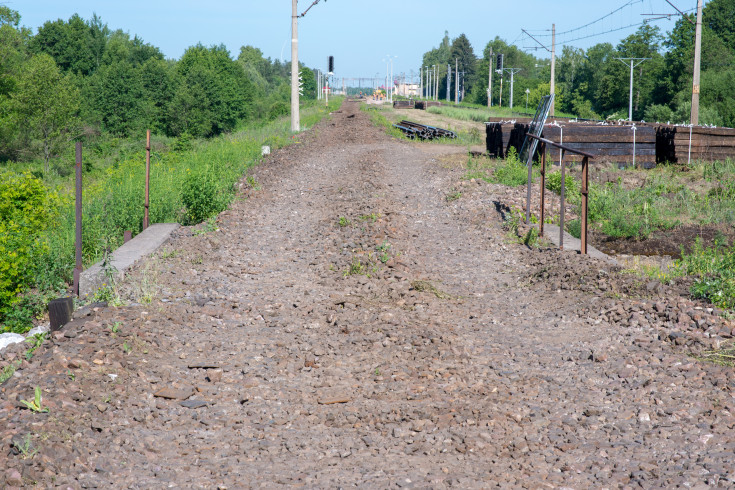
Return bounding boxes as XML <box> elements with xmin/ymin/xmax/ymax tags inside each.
<box><xmin>2</xmin><ymin>100</ymin><xmax>734</xmax><ymax>489</ymax></box>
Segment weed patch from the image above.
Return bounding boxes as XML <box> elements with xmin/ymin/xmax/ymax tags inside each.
<box><xmin>697</xmin><ymin>341</ymin><xmax>735</xmax><ymax>367</ymax></box>
<box><xmin>410</xmin><ymin>280</ymin><xmax>452</xmax><ymax>300</ymax></box>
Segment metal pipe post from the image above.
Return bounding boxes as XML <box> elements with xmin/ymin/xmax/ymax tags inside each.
<box><xmin>581</xmin><ymin>156</ymin><xmax>589</xmax><ymax>255</ymax></box>
<box><xmin>560</xmin><ymin>152</ymin><xmax>566</xmax><ymax>250</ymax></box>
<box><xmin>144</xmin><ymin>130</ymin><xmax>151</xmax><ymax>230</ymax></box>
<box><xmin>539</xmin><ymin>142</ymin><xmax>546</xmax><ymax>237</ymax></box>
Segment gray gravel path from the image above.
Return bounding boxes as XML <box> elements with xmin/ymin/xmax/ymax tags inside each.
<box><xmin>1</xmin><ymin>100</ymin><xmax>734</xmax><ymax>489</ymax></box>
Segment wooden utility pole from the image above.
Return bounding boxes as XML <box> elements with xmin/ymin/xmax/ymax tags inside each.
<box><xmin>290</xmin><ymin>0</ymin><xmax>299</xmax><ymax>132</ymax></box>
<box><xmin>690</xmin><ymin>0</ymin><xmax>703</xmax><ymax>126</ymax></box>
<box><xmin>488</xmin><ymin>48</ymin><xmax>493</xmax><ymax>108</ymax></box>
<box><xmin>550</xmin><ymin>24</ymin><xmax>556</xmax><ymax>116</ymax></box>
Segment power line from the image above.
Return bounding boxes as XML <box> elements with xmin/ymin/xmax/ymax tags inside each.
<box><xmin>519</xmin><ymin>3</ymin><xmax>696</xmax><ymax>50</ymax></box>
<box><xmin>528</xmin><ymin>0</ymin><xmax>643</xmax><ymax>38</ymax></box>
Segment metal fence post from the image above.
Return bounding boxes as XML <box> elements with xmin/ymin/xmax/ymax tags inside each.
<box><xmin>560</xmin><ymin>151</ymin><xmax>565</xmax><ymax>251</ymax></box>
<box><xmin>581</xmin><ymin>156</ymin><xmax>589</xmax><ymax>255</ymax></box>
<box><xmin>539</xmin><ymin>142</ymin><xmax>546</xmax><ymax>237</ymax></box>
<box><xmin>144</xmin><ymin>130</ymin><xmax>151</xmax><ymax>230</ymax></box>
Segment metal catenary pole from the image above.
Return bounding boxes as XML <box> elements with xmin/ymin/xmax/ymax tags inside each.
<box><xmin>488</xmin><ymin>48</ymin><xmax>493</xmax><ymax>108</ymax></box>
<box><xmin>504</xmin><ymin>68</ymin><xmax>522</xmax><ymax>109</ymax></box>
<box><xmin>455</xmin><ymin>58</ymin><xmax>459</xmax><ymax>104</ymax></box>
<box><xmin>446</xmin><ymin>64</ymin><xmax>451</xmax><ymax>102</ymax></box>
<box><xmin>615</xmin><ymin>58</ymin><xmax>649</xmax><ymax>121</ymax></box>
<box><xmin>420</xmin><ymin>66</ymin><xmax>423</xmax><ymax>99</ymax></box>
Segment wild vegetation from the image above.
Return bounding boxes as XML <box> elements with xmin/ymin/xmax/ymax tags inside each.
<box><xmin>422</xmin><ymin>0</ymin><xmax>735</xmax><ymax>126</ymax></box>
<box><xmin>0</xmin><ymin>6</ymin><xmax>333</xmax><ymax>333</ymax></box>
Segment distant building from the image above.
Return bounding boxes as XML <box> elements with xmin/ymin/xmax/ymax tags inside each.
<box><xmin>396</xmin><ymin>83</ymin><xmax>419</xmax><ymax>97</ymax></box>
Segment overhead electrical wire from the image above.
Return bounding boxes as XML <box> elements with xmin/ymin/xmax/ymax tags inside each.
<box><xmin>519</xmin><ymin>0</ymin><xmax>696</xmax><ymax>50</ymax></box>
<box><xmin>525</xmin><ymin>0</ymin><xmax>643</xmax><ymax>38</ymax></box>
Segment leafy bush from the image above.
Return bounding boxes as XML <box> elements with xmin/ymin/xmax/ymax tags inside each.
<box><xmin>268</xmin><ymin>101</ymin><xmax>289</xmax><ymax>120</ymax></box>
<box><xmin>0</xmin><ymin>171</ymin><xmax>60</xmax><ymax>330</ymax></box>
<box><xmin>643</xmin><ymin>104</ymin><xmax>674</xmax><ymax>123</ymax></box>
<box><xmin>491</xmin><ymin>147</ymin><xmax>530</xmax><ymax>187</ymax></box>
<box><xmin>566</xmin><ymin>218</ymin><xmax>582</xmax><ymax>239</ymax></box>
<box><xmin>675</xmin><ymin>237</ymin><xmax>735</xmax><ymax>310</ymax></box>
<box><xmin>545</xmin><ymin>170</ymin><xmax>580</xmax><ymax>204</ymax></box>
<box><xmin>181</xmin><ymin>168</ymin><xmax>223</xmax><ymax>225</ymax></box>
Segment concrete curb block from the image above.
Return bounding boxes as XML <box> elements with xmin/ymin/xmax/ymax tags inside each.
<box><xmin>80</xmin><ymin>223</ymin><xmax>179</xmax><ymax>299</ymax></box>
<box><xmin>534</xmin><ymin>223</ymin><xmax>618</xmax><ymax>265</ymax></box>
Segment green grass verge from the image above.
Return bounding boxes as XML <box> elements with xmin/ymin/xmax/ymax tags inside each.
<box><xmin>0</xmin><ymin>98</ymin><xmax>343</xmax><ymax>333</ymax></box>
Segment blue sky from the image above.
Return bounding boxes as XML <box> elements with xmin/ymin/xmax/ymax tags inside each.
<box><xmin>15</xmin><ymin>0</ymin><xmax>693</xmax><ymax>83</ymax></box>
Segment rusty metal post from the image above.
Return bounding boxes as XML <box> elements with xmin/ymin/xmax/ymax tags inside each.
<box><xmin>73</xmin><ymin>142</ymin><xmax>83</xmax><ymax>296</ymax></box>
<box><xmin>559</xmin><ymin>150</ymin><xmax>565</xmax><ymax>251</ymax></box>
<box><xmin>581</xmin><ymin>156</ymin><xmax>589</xmax><ymax>255</ymax></box>
<box><xmin>144</xmin><ymin>130</ymin><xmax>151</xmax><ymax>230</ymax></box>
<box><xmin>539</xmin><ymin>142</ymin><xmax>546</xmax><ymax>237</ymax></box>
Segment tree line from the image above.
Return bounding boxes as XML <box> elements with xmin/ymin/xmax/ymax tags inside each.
<box><xmin>0</xmin><ymin>7</ymin><xmax>317</xmax><ymax>169</ymax></box>
<box><xmin>422</xmin><ymin>0</ymin><xmax>735</xmax><ymax>126</ymax></box>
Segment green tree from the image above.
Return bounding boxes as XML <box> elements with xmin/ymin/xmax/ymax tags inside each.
<box><xmin>421</xmin><ymin>31</ymin><xmax>452</xmax><ymax>97</ymax></box>
<box><xmin>30</xmin><ymin>14</ymin><xmax>96</xmax><ymax>75</ymax></box>
<box><xmin>13</xmin><ymin>53</ymin><xmax>79</xmax><ymax>172</ymax></box>
<box><xmin>704</xmin><ymin>0</ymin><xmax>735</xmax><ymax>51</ymax></box>
<box><xmin>140</xmin><ymin>57</ymin><xmax>177</xmax><ymax>133</ymax></box>
<box><xmin>85</xmin><ymin>60</ymin><xmax>144</xmax><ymax>136</ymax></box>
<box><xmin>168</xmin><ymin>44</ymin><xmax>253</xmax><ymax>137</ymax></box>
<box><xmin>0</xmin><ymin>8</ymin><xmax>29</xmax><ymax>160</ymax></box>
<box><xmin>450</xmin><ymin>34</ymin><xmax>476</xmax><ymax>96</ymax></box>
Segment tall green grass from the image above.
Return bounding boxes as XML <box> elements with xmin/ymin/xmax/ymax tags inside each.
<box><xmin>427</xmin><ymin>105</ymin><xmax>578</xmax><ymax>122</ymax></box>
<box><xmin>464</xmin><ymin>148</ymin><xmax>537</xmax><ymax>186</ymax></box>
<box><xmin>544</xmin><ymin>159</ymin><xmax>735</xmax><ymax>240</ymax></box>
<box><xmin>0</xmin><ymin>98</ymin><xmax>342</xmax><ymax>333</ymax></box>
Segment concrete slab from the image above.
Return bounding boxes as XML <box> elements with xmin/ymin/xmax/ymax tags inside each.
<box><xmin>80</xmin><ymin>223</ymin><xmax>179</xmax><ymax>299</ymax></box>
<box><xmin>535</xmin><ymin>223</ymin><xmax>618</xmax><ymax>265</ymax></box>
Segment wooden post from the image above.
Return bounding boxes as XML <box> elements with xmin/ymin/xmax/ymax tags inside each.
<box><xmin>581</xmin><ymin>156</ymin><xmax>589</xmax><ymax>255</ymax></box>
<box><xmin>539</xmin><ymin>142</ymin><xmax>546</xmax><ymax>237</ymax></box>
<box><xmin>73</xmin><ymin>142</ymin><xmax>83</xmax><ymax>296</ymax></box>
<box><xmin>144</xmin><ymin>130</ymin><xmax>151</xmax><ymax>230</ymax></box>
